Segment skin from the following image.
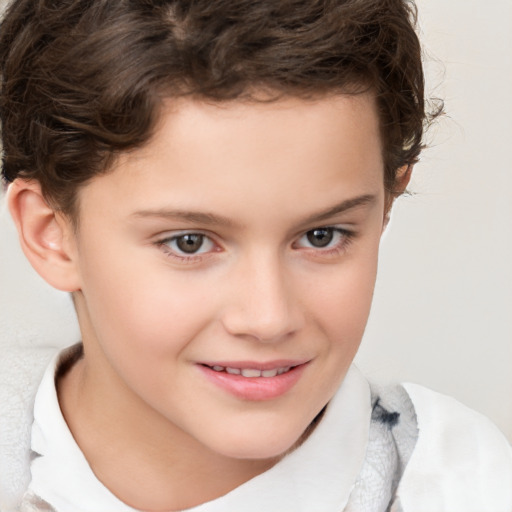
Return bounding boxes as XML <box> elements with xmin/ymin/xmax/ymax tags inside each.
<box><xmin>9</xmin><ymin>93</ymin><xmax>407</xmax><ymax>511</ymax></box>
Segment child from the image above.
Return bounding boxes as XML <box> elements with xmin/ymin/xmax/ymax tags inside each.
<box><xmin>0</xmin><ymin>0</ymin><xmax>511</xmax><ymax>511</ymax></box>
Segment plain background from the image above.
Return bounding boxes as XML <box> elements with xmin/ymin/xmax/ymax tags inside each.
<box><xmin>1</xmin><ymin>0</ymin><xmax>511</xmax><ymax>441</ymax></box>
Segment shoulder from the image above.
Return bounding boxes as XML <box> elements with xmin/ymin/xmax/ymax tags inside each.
<box><xmin>0</xmin><ymin>345</ymin><xmax>59</xmax><ymax>512</ymax></box>
<box><xmin>397</xmin><ymin>383</ymin><xmax>512</xmax><ymax>512</ymax></box>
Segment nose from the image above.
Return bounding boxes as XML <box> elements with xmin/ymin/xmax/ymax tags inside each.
<box><xmin>220</xmin><ymin>253</ymin><xmax>304</xmax><ymax>343</ymax></box>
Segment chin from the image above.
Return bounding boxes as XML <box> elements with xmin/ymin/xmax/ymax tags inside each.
<box><xmin>207</xmin><ymin>420</ymin><xmax>310</xmax><ymax>461</ymax></box>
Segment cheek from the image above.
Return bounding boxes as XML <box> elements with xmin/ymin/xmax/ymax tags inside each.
<box><xmin>77</xmin><ymin>242</ymin><xmax>214</xmax><ymax>360</ymax></box>
<box><xmin>308</xmin><ymin>248</ymin><xmax>378</xmax><ymax>317</ymax></box>
<box><xmin>304</xmin><ymin>246</ymin><xmax>379</xmax><ymax>354</ymax></box>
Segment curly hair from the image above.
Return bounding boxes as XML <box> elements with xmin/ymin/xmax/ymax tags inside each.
<box><xmin>0</xmin><ymin>0</ymin><xmax>433</xmax><ymax>217</ymax></box>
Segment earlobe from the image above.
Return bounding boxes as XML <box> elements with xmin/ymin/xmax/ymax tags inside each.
<box><xmin>7</xmin><ymin>179</ymin><xmax>81</xmax><ymax>292</ymax></box>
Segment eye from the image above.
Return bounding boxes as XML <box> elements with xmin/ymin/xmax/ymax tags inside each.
<box><xmin>305</xmin><ymin>228</ymin><xmax>335</xmax><ymax>248</ymax></box>
<box><xmin>158</xmin><ymin>232</ymin><xmax>216</xmax><ymax>257</ymax></box>
<box><xmin>294</xmin><ymin>227</ymin><xmax>352</xmax><ymax>251</ymax></box>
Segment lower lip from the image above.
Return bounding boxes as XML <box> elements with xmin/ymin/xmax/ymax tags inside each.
<box><xmin>198</xmin><ymin>364</ymin><xmax>308</xmax><ymax>401</ymax></box>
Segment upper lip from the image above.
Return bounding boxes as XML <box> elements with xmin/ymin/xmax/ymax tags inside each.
<box><xmin>199</xmin><ymin>359</ymin><xmax>310</xmax><ymax>371</ymax></box>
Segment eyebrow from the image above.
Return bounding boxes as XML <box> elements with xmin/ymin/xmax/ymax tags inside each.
<box><xmin>301</xmin><ymin>194</ymin><xmax>377</xmax><ymax>225</ymax></box>
<box><xmin>131</xmin><ymin>194</ymin><xmax>377</xmax><ymax>228</ymax></box>
<box><xmin>131</xmin><ymin>208</ymin><xmax>237</xmax><ymax>227</ymax></box>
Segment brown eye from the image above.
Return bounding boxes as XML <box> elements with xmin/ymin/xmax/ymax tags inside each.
<box><xmin>306</xmin><ymin>228</ymin><xmax>334</xmax><ymax>248</ymax></box>
<box><xmin>158</xmin><ymin>232</ymin><xmax>217</xmax><ymax>261</ymax></box>
<box><xmin>175</xmin><ymin>234</ymin><xmax>205</xmax><ymax>253</ymax></box>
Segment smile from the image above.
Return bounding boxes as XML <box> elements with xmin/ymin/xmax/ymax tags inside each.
<box><xmin>207</xmin><ymin>365</ymin><xmax>293</xmax><ymax>378</ymax></box>
<box><xmin>198</xmin><ymin>361</ymin><xmax>309</xmax><ymax>401</ymax></box>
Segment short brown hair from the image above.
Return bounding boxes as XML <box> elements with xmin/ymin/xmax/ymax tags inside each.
<box><xmin>1</xmin><ymin>0</ymin><xmax>434</xmax><ymax>217</ymax></box>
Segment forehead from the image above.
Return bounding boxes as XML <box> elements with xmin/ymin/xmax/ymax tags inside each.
<box><xmin>77</xmin><ymin>93</ymin><xmax>384</xmax><ymax>223</ymax></box>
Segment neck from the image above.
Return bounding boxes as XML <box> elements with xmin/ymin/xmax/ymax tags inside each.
<box><xmin>57</xmin><ymin>354</ymin><xmax>279</xmax><ymax>511</ymax></box>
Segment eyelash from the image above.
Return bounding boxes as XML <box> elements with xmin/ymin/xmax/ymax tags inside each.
<box><xmin>155</xmin><ymin>227</ymin><xmax>355</xmax><ymax>263</ymax></box>
<box><xmin>293</xmin><ymin>227</ymin><xmax>355</xmax><ymax>257</ymax></box>
<box><xmin>155</xmin><ymin>232</ymin><xmax>219</xmax><ymax>264</ymax></box>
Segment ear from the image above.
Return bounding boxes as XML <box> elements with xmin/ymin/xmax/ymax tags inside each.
<box><xmin>7</xmin><ymin>179</ymin><xmax>81</xmax><ymax>292</ymax></box>
<box><xmin>394</xmin><ymin>163</ymin><xmax>413</xmax><ymax>195</ymax></box>
<box><xmin>383</xmin><ymin>164</ymin><xmax>413</xmax><ymax>230</ymax></box>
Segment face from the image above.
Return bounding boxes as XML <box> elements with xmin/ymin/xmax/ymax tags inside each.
<box><xmin>69</xmin><ymin>94</ymin><xmax>386</xmax><ymax>461</ymax></box>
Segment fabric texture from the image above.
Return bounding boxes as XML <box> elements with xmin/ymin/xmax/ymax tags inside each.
<box><xmin>0</xmin><ymin>346</ymin><xmax>57</xmax><ymax>512</ymax></box>
<box><xmin>344</xmin><ymin>384</ymin><xmax>418</xmax><ymax>511</ymax></box>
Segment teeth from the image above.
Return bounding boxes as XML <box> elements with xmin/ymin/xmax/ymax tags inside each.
<box><xmin>209</xmin><ymin>365</ymin><xmax>293</xmax><ymax>377</ymax></box>
<box><xmin>241</xmin><ymin>368</ymin><xmax>262</xmax><ymax>378</ymax></box>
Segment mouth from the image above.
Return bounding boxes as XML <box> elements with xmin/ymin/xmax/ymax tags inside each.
<box><xmin>198</xmin><ymin>361</ymin><xmax>309</xmax><ymax>400</ymax></box>
<box><xmin>202</xmin><ymin>364</ymin><xmax>296</xmax><ymax>378</ymax></box>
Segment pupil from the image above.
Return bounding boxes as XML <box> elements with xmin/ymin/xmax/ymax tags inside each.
<box><xmin>307</xmin><ymin>228</ymin><xmax>333</xmax><ymax>248</ymax></box>
<box><xmin>177</xmin><ymin>234</ymin><xmax>203</xmax><ymax>253</ymax></box>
